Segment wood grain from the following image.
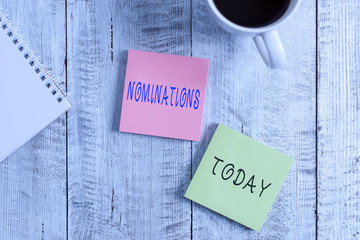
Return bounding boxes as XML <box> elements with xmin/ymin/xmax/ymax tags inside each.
<box><xmin>1</xmin><ymin>0</ymin><xmax>359</xmax><ymax>239</ymax></box>
<box><xmin>0</xmin><ymin>0</ymin><xmax>67</xmax><ymax>240</ymax></box>
<box><xmin>317</xmin><ymin>1</ymin><xmax>360</xmax><ymax>239</ymax></box>
<box><xmin>191</xmin><ymin>0</ymin><xmax>317</xmax><ymax>239</ymax></box>
<box><xmin>66</xmin><ymin>0</ymin><xmax>191</xmax><ymax>239</ymax></box>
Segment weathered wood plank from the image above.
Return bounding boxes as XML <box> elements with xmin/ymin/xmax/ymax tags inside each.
<box><xmin>317</xmin><ymin>1</ymin><xmax>360</xmax><ymax>239</ymax></box>
<box><xmin>0</xmin><ymin>0</ymin><xmax>67</xmax><ymax>240</ymax></box>
<box><xmin>191</xmin><ymin>0</ymin><xmax>317</xmax><ymax>239</ymax></box>
<box><xmin>3</xmin><ymin>1</ymin><xmax>359</xmax><ymax>239</ymax></box>
<box><xmin>66</xmin><ymin>0</ymin><xmax>191</xmax><ymax>239</ymax></box>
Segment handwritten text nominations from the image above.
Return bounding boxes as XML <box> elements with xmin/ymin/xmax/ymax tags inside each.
<box><xmin>212</xmin><ymin>156</ymin><xmax>272</xmax><ymax>198</ymax></box>
<box><xmin>126</xmin><ymin>81</ymin><xmax>201</xmax><ymax>110</ymax></box>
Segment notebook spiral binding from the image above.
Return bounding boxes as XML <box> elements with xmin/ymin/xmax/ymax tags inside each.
<box><xmin>0</xmin><ymin>9</ymin><xmax>67</xmax><ymax>103</ymax></box>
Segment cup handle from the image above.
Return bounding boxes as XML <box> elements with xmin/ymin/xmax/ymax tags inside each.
<box><xmin>253</xmin><ymin>30</ymin><xmax>286</xmax><ymax>68</ymax></box>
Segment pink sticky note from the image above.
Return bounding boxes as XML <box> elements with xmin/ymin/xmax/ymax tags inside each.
<box><xmin>119</xmin><ymin>50</ymin><xmax>209</xmax><ymax>141</ymax></box>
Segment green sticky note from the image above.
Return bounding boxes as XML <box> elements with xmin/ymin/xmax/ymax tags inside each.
<box><xmin>185</xmin><ymin>124</ymin><xmax>293</xmax><ymax>231</ymax></box>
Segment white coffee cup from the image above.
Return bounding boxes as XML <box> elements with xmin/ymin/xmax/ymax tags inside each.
<box><xmin>206</xmin><ymin>0</ymin><xmax>301</xmax><ymax>68</ymax></box>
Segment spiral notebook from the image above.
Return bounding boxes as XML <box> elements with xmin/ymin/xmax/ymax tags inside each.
<box><xmin>0</xmin><ymin>10</ymin><xmax>71</xmax><ymax>161</ymax></box>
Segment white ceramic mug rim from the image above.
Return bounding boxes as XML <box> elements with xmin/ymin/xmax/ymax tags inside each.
<box><xmin>207</xmin><ymin>0</ymin><xmax>301</xmax><ymax>33</ymax></box>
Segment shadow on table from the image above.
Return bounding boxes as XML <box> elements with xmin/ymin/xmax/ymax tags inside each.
<box><xmin>112</xmin><ymin>50</ymin><xmax>128</xmax><ymax>131</ymax></box>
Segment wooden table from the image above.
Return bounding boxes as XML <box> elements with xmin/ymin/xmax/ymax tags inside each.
<box><xmin>0</xmin><ymin>0</ymin><xmax>359</xmax><ymax>239</ymax></box>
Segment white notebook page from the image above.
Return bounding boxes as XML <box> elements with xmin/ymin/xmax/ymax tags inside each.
<box><xmin>0</xmin><ymin>16</ymin><xmax>71</xmax><ymax>161</ymax></box>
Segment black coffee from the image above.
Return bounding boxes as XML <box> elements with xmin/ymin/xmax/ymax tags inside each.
<box><xmin>213</xmin><ymin>0</ymin><xmax>290</xmax><ymax>28</ymax></box>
